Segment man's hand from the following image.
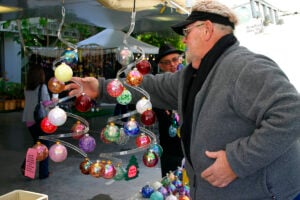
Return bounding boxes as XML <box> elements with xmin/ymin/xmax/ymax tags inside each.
<box><xmin>201</xmin><ymin>150</ymin><xmax>237</xmax><ymax>187</ymax></box>
<box><xmin>65</xmin><ymin>77</ymin><xmax>99</xmax><ymax>99</ymax></box>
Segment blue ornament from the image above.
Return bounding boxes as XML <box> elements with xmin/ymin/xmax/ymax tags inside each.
<box><xmin>168</xmin><ymin>125</ymin><xmax>177</xmax><ymax>137</ymax></box>
<box><xmin>141</xmin><ymin>184</ymin><xmax>154</xmax><ymax>198</ymax></box>
<box><xmin>123</xmin><ymin>118</ymin><xmax>140</xmax><ymax>136</ymax></box>
<box><xmin>62</xmin><ymin>49</ymin><xmax>78</xmax><ymax>65</ymax></box>
<box><xmin>174</xmin><ymin>167</ymin><xmax>183</xmax><ymax>181</ymax></box>
<box><xmin>149</xmin><ymin>143</ymin><xmax>163</xmax><ymax>157</ymax></box>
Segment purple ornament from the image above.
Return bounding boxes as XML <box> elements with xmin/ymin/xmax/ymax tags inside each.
<box><xmin>123</xmin><ymin>118</ymin><xmax>140</xmax><ymax>136</ymax></box>
<box><xmin>79</xmin><ymin>134</ymin><xmax>96</xmax><ymax>153</ymax></box>
<box><xmin>158</xmin><ymin>186</ymin><xmax>168</xmax><ymax>198</ymax></box>
<box><xmin>49</xmin><ymin>142</ymin><xmax>68</xmax><ymax>162</ymax></box>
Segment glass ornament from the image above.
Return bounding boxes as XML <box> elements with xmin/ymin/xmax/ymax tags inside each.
<box><xmin>71</xmin><ymin>121</ymin><xmax>85</xmax><ymax>140</ymax></box>
<box><xmin>113</xmin><ymin>163</ymin><xmax>126</xmax><ymax>181</ymax></box>
<box><xmin>75</xmin><ymin>93</ymin><xmax>92</xmax><ymax>112</ymax></box>
<box><xmin>141</xmin><ymin>109</ymin><xmax>156</xmax><ymax>126</ymax></box>
<box><xmin>158</xmin><ymin>186</ymin><xmax>168</xmax><ymax>199</ymax></box>
<box><xmin>173</xmin><ymin>177</ymin><xmax>183</xmax><ymax>189</ymax></box>
<box><xmin>126</xmin><ymin>68</ymin><xmax>143</xmax><ymax>86</ymax></box>
<box><xmin>115</xmin><ymin>128</ymin><xmax>130</xmax><ymax>145</ymax></box>
<box><xmin>48</xmin><ymin>77</ymin><xmax>65</xmax><ymax>94</ymax></box>
<box><xmin>47</xmin><ymin>106</ymin><xmax>67</xmax><ymax>126</ymax></box>
<box><xmin>174</xmin><ymin>167</ymin><xmax>183</xmax><ymax>181</ymax></box>
<box><xmin>143</xmin><ymin>149</ymin><xmax>159</xmax><ymax>167</ymax></box>
<box><xmin>106</xmin><ymin>79</ymin><xmax>124</xmax><ymax>97</ymax></box>
<box><xmin>79</xmin><ymin>157</ymin><xmax>92</xmax><ymax>175</ymax></box>
<box><xmin>168</xmin><ymin>171</ymin><xmax>176</xmax><ymax>182</ymax></box>
<box><xmin>103</xmin><ymin>123</ymin><xmax>120</xmax><ymax>142</ymax></box>
<box><xmin>178</xmin><ymin>195</ymin><xmax>190</xmax><ymax>200</ymax></box>
<box><xmin>116</xmin><ymin>46</ymin><xmax>134</xmax><ymax>66</ymax></box>
<box><xmin>150</xmin><ymin>191</ymin><xmax>164</xmax><ymax>200</ymax></box>
<box><xmin>152</xmin><ymin>181</ymin><xmax>163</xmax><ymax>190</ymax></box>
<box><xmin>169</xmin><ymin>125</ymin><xmax>178</xmax><ymax>138</ymax></box>
<box><xmin>54</xmin><ymin>62</ymin><xmax>73</xmax><ymax>83</ymax></box>
<box><xmin>100</xmin><ymin>127</ymin><xmax>112</xmax><ymax>144</ymax></box>
<box><xmin>89</xmin><ymin>160</ymin><xmax>103</xmax><ymax>178</ymax></box>
<box><xmin>49</xmin><ymin>142</ymin><xmax>68</xmax><ymax>162</ymax></box>
<box><xmin>149</xmin><ymin>142</ymin><xmax>163</xmax><ymax>157</ymax></box>
<box><xmin>135</xmin><ymin>133</ymin><xmax>151</xmax><ymax>148</ymax></box>
<box><xmin>40</xmin><ymin>117</ymin><xmax>57</xmax><ymax>134</ymax></box>
<box><xmin>167</xmin><ymin>183</ymin><xmax>177</xmax><ymax>195</ymax></box>
<box><xmin>123</xmin><ymin>117</ymin><xmax>140</xmax><ymax>136</ymax></box>
<box><xmin>179</xmin><ymin>185</ymin><xmax>190</xmax><ymax>197</ymax></box>
<box><xmin>79</xmin><ymin>134</ymin><xmax>96</xmax><ymax>153</ymax></box>
<box><xmin>136</xmin><ymin>59</ymin><xmax>151</xmax><ymax>75</ymax></box>
<box><xmin>166</xmin><ymin>194</ymin><xmax>178</xmax><ymax>200</ymax></box>
<box><xmin>161</xmin><ymin>176</ymin><xmax>171</xmax><ymax>187</ymax></box>
<box><xmin>141</xmin><ymin>184</ymin><xmax>154</xmax><ymax>198</ymax></box>
<box><xmin>116</xmin><ymin>89</ymin><xmax>132</xmax><ymax>105</ymax></box>
<box><xmin>33</xmin><ymin>141</ymin><xmax>48</xmax><ymax>161</ymax></box>
<box><xmin>62</xmin><ymin>48</ymin><xmax>78</xmax><ymax>65</ymax></box>
<box><xmin>102</xmin><ymin>160</ymin><xmax>116</xmax><ymax>179</ymax></box>
<box><xmin>136</xmin><ymin>97</ymin><xmax>152</xmax><ymax>114</ymax></box>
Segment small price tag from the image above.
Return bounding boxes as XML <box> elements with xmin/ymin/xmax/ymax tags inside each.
<box><xmin>24</xmin><ymin>148</ymin><xmax>37</xmax><ymax>179</ymax></box>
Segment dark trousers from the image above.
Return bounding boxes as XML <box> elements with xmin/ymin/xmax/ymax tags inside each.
<box><xmin>160</xmin><ymin>153</ymin><xmax>183</xmax><ymax>177</ymax></box>
<box><xmin>21</xmin><ymin>122</ymin><xmax>49</xmax><ymax>179</ymax></box>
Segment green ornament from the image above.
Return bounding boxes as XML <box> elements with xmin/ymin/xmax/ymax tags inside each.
<box><xmin>117</xmin><ymin>89</ymin><xmax>132</xmax><ymax>105</ymax></box>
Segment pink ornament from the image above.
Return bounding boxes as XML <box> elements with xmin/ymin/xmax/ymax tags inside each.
<box><xmin>40</xmin><ymin>117</ymin><xmax>57</xmax><ymax>134</ymax></box>
<box><xmin>106</xmin><ymin>79</ymin><xmax>124</xmax><ymax>97</ymax></box>
<box><xmin>33</xmin><ymin>141</ymin><xmax>48</xmax><ymax>161</ymax></box>
<box><xmin>126</xmin><ymin>68</ymin><xmax>143</xmax><ymax>86</ymax></box>
<box><xmin>102</xmin><ymin>160</ymin><xmax>116</xmax><ymax>179</ymax></box>
<box><xmin>135</xmin><ymin>133</ymin><xmax>151</xmax><ymax>148</ymax></box>
<box><xmin>136</xmin><ymin>60</ymin><xmax>151</xmax><ymax>75</ymax></box>
<box><xmin>48</xmin><ymin>106</ymin><xmax>67</xmax><ymax>126</ymax></box>
<box><xmin>75</xmin><ymin>93</ymin><xmax>92</xmax><ymax>112</ymax></box>
<box><xmin>141</xmin><ymin>109</ymin><xmax>156</xmax><ymax>126</ymax></box>
<box><xmin>143</xmin><ymin>149</ymin><xmax>159</xmax><ymax>167</ymax></box>
<box><xmin>79</xmin><ymin>134</ymin><xmax>96</xmax><ymax>153</ymax></box>
<box><xmin>71</xmin><ymin>121</ymin><xmax>86</xmax><ymax>140</ymax></box>
<box><xmin>49</xmin><ymin>142</ymin><xmax>68</xmax><ymax>162</ymax></box>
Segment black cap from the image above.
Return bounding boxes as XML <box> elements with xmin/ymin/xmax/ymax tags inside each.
<box><xmin>155</xmin><ymin>44</ymin><xmax>183</xmax><ymax>64</ymax></box>
<box><xmin>171</xmin><ymin>11</ymin><xmax>235</xmax><ymax>35</ymax></box>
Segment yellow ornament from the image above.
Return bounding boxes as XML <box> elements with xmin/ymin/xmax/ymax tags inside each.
<box><xmin>55</xmin><ymin>62</ymin><xmax>73</xmax><ymax>82</ymax></box>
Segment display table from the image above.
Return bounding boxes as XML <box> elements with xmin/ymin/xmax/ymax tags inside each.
<box><xmin>0</xmin><ymin>190</ymin><xmax>48</xmax><ymax>200</ymax></box>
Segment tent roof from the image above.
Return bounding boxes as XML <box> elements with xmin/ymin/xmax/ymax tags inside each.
<box><xmin>77</xmin><ymin>29</ymin><xmax>159</xmax><ymax>54</ymax></box>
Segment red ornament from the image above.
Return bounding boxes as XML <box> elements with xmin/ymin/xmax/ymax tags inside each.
<box><xmin>102</xmin><ymin>160</ymin><xmax>116</xmax><ymax>179</ymax></box>
<box><xmin>141</xmin><ymin>109</ymin><xmax>156</xmax><ymax>126</ymax></box>
<box><xmin>75</xmin><ymin>93</ymin><xmax>92</xmax><ymax>112</ymax></box>
<box><xmin>106</xmin><ymin>79</ymin><xmax>124</xmax><ymax>97</ymax></box>
<box><xmin>71</xmin><ymin>121</ymin><xmax>85</xmax><ymax>140</ymax></box>
<box><xmin>48</xmin><ymin>77</ymin><xmax>65</xmax><ymax>94</ymax></box>
<box><xmin>135</xmin><ymin>133</ymin><xmax>151</xmax><ymax>148</ymax></box>
<box><xmin>33</xmin><ymin>141</ymin><xmax>49</xmax><ymax>161</ymax></box>
<box><xmin>136</xmin><ymin>60</ymin><xmax>151</xmax><ymax>75</ymax></box>
<box><xmin>143</xmin><ymin>149</ymin><xmax>159</xmax><ymax>167</ymax></box>
<box><xmin>126</xmin><ymin>68</ymin><xmax>143</xmax><ymax>86</ymax></box>
<box><xmin>40</xmin><ymin>117</ymin><xmax>57</xmax><ymax>134</ymax></box>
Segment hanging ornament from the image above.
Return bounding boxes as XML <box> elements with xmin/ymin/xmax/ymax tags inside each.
<box><xmin>113</xmin><ymin>163</ymin><xmax>126</xmax><ymax>181</ymax></box>
<box><xmin>123</xmin><ymin>117</ymin><xmax>140</xmax><ymax>136</ymax></box>
<box><xmin>106</xmin><ymin>79</ymin><xmax>124</xmax><ymax>97</ymax></box>
<box><xmin>40</xmin><ymin>117</ymin><xmax>57</xmax><ymax>134</ymax></box>
<box><xmin>142</xmin><ymin>149</ymin><xmax>159</xmax><ymax>167</ymax></box>
<box><xmin>75</xmin><ymin>93</ymin><xmax>92</xmax><ymax>112</ymax></box>
<box><xmin>115</xmin><ymin>128</ymin><xmax>130</xmax><ymax>145</ymax></box>
<box><xmin>47</xmin><ymin>106</ymin><xmax>67</xmax><ymax>126</ymax></box>
<box><xmin>126</xmin><ymin>68</ymin><xmax>143</xmax><ymax>86</ymax></box>
<box><xmin>102</xmin><ymin>160</ymin><xmax>116</xmax><ymax>179</ymax></box>
<box><xmin>149</xmin><ymin>142</ymin><xmax>163</xmax><ymax>157</ymax></box>
<box><xmin>136</xmin><ymin>97</ymin><xmax>152</xmax><ymax>114</ymax></box>
<box><xmin>136</xmin><ymin>59</ymin><xmax>151</xmax><ymax>75</ymax></box>
<box><xmin>79</xmin><ymin>157</ymin><xmax>92</xmax><ymax>175</ymax></box>
<box><xmin>78</xmin><ymin>134</ymin><xmax>96</xmax><ymax>153</ymax></box>
<box><xmin>169</xmin><ymin>125</ymin><xmax>178</xmax><ymax>137</ymax></box>
<box><xmin>49</xmin><ymin>141</ymin><xmax>68</xmax><ymax>162</ymax></box>
<box><xmin>174</xmin><ymin>167</ymin><xmax>183</xmax><ymax>180</ymax></box>
<box><xmin>33</xmin><ymin>141</ymin><xmax>48</xmax><ymax>162</ymax></box>
<box><xmin>150</xmin><ymin>191</ymin><xmax>164</xmax><ymax>200</ymax></box>
<box><xmin>71</xmin><ymin>121</ymin><xmax>86</xmax><ymax>140</ymax></box>
<box><xmin>116</xmin><ymin>89</ymin><xmax>132</xmax><ymax>105</ymax></box>
<box><xmin>100</xmin><ymin>127</ymin><xmax>112</xmax><ymax>144</ymax></box>
<box><xmin>116</xmin><ymin>46</ymin><xmax>134</xmax><ymax>66</ymax></box>
<box><xmin>62</xmin><ymin>48</ymin><xmax>78</xmax><ymax>65</ymax></box>
<box><xmin>140</xmin><ymin>109</ymin><xmax>156</xmax><ymax>126</ymax></box>
<box><xmin>135</xmin><ymin>133</ymin><xmax>151</xmax><ymax>148</ymax></box>
<box><xmin>48</xmin><ymin>77</ymin><xmax>65</xmax><ymax>94</ymax></box>
<box><xmin>89</xmin><ymin>160</ymin><xmax>103</xmax><ymax>178</ymax></box>
<box><xmin>103</xmin><ymin>122</ymin><xmax>120</xmax><ymax>142</ymax></box>
<box><xmin>141</xmin><ymin>184</ymin><xmax>155</xmax><ymax>198</ymax></box>
<box><xmin>54</xmin><ymin>62</ymin><xmax>73</xmax><ymax>83</ymax></box>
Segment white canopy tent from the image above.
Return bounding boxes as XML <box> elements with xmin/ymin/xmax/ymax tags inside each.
<box><xmin>77</xmin><ymin>29</ymin><xmax>159</xmax><ymax>54</ymax></box>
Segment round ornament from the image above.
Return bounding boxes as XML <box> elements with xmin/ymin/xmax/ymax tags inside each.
<box><xmin>123</xmin><ymin>118</ymin><xmax>140</xmax><ymax>136</ymax></box>
<box><xmin>115</xmin><ymin>128</ymin><xmax>130</xmax><ymax>145</ymax></box>
<box><xmin>48</xmin><ymin>77</ymin><xmax>65</xmax><ymax>94</ymax></box>
<box><xmin>62</xmin><ymin>49</ymin><xmax>78</xmax><ymax>65</ymax></box>
<box><xmin>100</xmin><ymin>127</ymin><xmax>112</xmax><ymax>144</ymax></box>
<box><xmin>178</xmin><ymin>195</ymin><xmax>190</xmax><ymax>200</ymax></box>
<box><xmin>141</xmin><ymin>184</ymin><xmax>154</xmax><ymax>198</ymax></box>
<box><xmin>48</xmin><ymin>106</ymin><xmax>67</xmax><ymax>126</ymax></box>
<box><xmin>135</xmin><ymin>133</ymin><xmax>151</xmax><ymax>148</ymax></box>
<box><xmin>136</xmin><ymin>97</ymin><xmax>152</xmax><ymax>114</ymax></box>
<box><xmin>169</xmin><ymin>125</ymin><xmax>178</xmax><ymax>137</ymax></box>
<box><xmin>106</xmin><ymin>79</ymin><xmax>124</xmax><ymax>97</ymax></box>
<box><xmin>116</xmin><ymin>89</ymin><xmax>132</xmax><ymax>105</ymax></box>
<box><xmin>173</xmin><ymin>177</ymin><xmax>183</xmax><ymax>189</ymax></box>
<box><xmin>54</xmin><ymin>62</ymin><xmax>73</xmax><ymax>82</ymax></box>
<box><xmin>71</xmin><ymin>121</ymin><xmax>86</xmax><ymax>140</ymax></box>
<box><xmin>102</xmin><ymin>160</ymin><xmax>116</xmax><ymax>179</ymax></box>
<box><xmin>79</xmin><ymin>157</ymin><xmax>92</xmax><ymax>175</ymax></box>
<box><xmin>89</xmin><ymin>160</ymin><xmax>103</xmax><ymax>178</ymax></box>
<box><xmin>79</xmin><ymin>134</ymin><xmax>96</xmax><ymax>153</ymax></box>
<box><xmin>166</xmin><ymin>194</ymin><xmax>178</xmax><ymax>200</ymax></box>
<box><xmin>113</xmin><ymin>163</ymin><xmax>126</xmax><ymax>181</ymax></box>
<box><xmin>126</xmin><ymin>68</ymin><xmax>143</xmax><ymax>86</ymax></box>
<box><xmin>149</xmin><ymin>142</ymin><xmax>163</xmax><ymax>157</ymax></box>
<box><xmin>141</xmin><ymin>109</ymin><xmax>156</xmax><ymax>126</ymax></box>
<box><xmin>103</xmin><ymin>123</ymin><xmax>120</xmax><ymax>142</ymax></box>
<box><xmin>150</xmin><ymin>191</ymin><xmax>164</xmax><ymax>200</ymax></box>
<box><xmin>33</xmin><ymin>141</ymin><xmax>49</xmax><ymax>161</ymax></box>
<box><xmin>143</xmin><ymin>149</ymin><xmax>159</xmax><ymax>167</ymax></box>
<box><xmin>116</xmin><ymin>46</ymin><xmax>134</xmax><ymax>66</ymax></box>
<box><xmin>40</xmin><ymin>117</ymin><xmax>57</xmax><ymax>134</ymax></box>
<box><xmin>75</xmin><ymin>93</ymin><xmax>92</xmax><ymax>112</ymax></box>
<box><xmin>158</xmin><ymin>186</ymin><xmax>168</xmax><ymax>199</ymax></box>
<box><xmin>136</xmin><ymin>59</ymin><xmax>151</xmax><ymax>75</ymax></box>
<box><xmin>49</xmin><ymin>142</ymin><xmax>68</xmax><ymax>162</ymax></box>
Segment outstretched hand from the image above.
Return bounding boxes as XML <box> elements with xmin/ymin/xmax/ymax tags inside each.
<box><xmin>201</xmin><ymin>150</ymin><xmax>237</xmax><ymax>188</ymax></box>
<box><xmin>64</xmin><ymin>77</ymin><xmax>99</xmax><ymax>99</ymax></box>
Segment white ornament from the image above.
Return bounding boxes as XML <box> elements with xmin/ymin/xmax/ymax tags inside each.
<box><xmin>136</xmin><ymin>97</ymin><xmax>152</xmax><ymax>114</ymax></box>
<box><xmin>48</xmin><ymin>106</ymin><xmax>67</xmax><ymax>126</ymax></box>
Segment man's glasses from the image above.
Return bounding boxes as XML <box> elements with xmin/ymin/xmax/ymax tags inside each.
<box><xmin>159</xmin><ymin>56</ymin><xmax>181</xmax><ymax>66</ymax></box>
<box><xmin>183</xmin><ymin>23</ymin><xmax>204</xmax><ymax>37</ymax></box>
